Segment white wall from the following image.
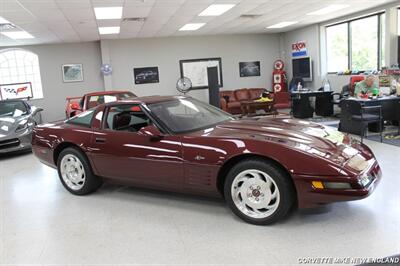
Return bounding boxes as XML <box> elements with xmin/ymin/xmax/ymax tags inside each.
<box><xmin>101</xmin><ymin>34</ymin><xmax>281</xmax><ymax>102</ymax></box>
<box><xmin>4</xmin><ymin>42</ymin><xmax>105</xmax><ymax>122</ymax></box>
<box><xmin>281</xmin><ymin>25</ymin><xmax>322</xmax><ymax>90</ymax></box>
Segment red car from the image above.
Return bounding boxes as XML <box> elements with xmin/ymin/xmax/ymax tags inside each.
<box><xmin>32</xmin><ymin>96</ymin><xmax>381</xmax><ymax>225</ymax></box>
<box><xmin>65</xmin><ymin>90</ymin><xmax>136</xmax><ymax>118</ymax></box>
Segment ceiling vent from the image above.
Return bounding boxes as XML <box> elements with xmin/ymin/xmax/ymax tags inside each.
<box><xmin>122</xmin><ymin>17</ymin><xmax>146</xmax><ymax>22</ymax></box>
<box><xmin>239</xmin><ymin>14</ymin><xmax>262</xmax><ymax>19</ymax></box>
<box><xmin>0</xmin><ymin>23</ymin><xmax>17</xmax><ymax>31</ymax></box>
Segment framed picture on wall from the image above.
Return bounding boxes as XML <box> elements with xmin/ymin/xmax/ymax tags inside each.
<box><xmin>134</xmin><ymin>67</ymin><xmax>160</xmax><ymax>85</ymax></box>
<box><xmin>179</xmin><ymin>58</ymin><xmax>223</xmax><ymax>89</ymax></box>
<box><xmin>0</xmin><ymin>82</ymin><xmax>33</xmax><ymax>100</ymax></box>
<box><xmin>62</xmin><ymin>64</ymin><xmax>84</xmax><ymax>83</ymax></box>
<box><xmin>239</xmin><ymin>61</ymin><xmax>261</xmax><ymax>77</ymax></box>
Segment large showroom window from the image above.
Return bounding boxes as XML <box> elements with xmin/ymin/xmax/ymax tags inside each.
<box><xmin>0</xmin><ymin>49</ymin><xmax>43</xmax><ymax>99</ymax></box>
<box><xmin>326</xmin><ymin>13</ymin><xmax>386</xmax><ymax>73</ymax></box>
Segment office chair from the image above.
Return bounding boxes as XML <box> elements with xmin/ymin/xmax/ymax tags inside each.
<box><xmin>343</xmin><ymin>100</ymin><xmax>383</xmax><ymax>143</ymax></box>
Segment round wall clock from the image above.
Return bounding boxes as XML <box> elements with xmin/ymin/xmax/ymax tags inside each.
<box><xmin>101</xmin><ymin>64</ymin><xmax>113</xmax><ymax>76</ymax></box>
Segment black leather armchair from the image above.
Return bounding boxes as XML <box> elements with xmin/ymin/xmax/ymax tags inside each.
<box><xmin>344</xmin><ymin>100</ymin><xmax>383</xmax><ymax>143</ymax></box>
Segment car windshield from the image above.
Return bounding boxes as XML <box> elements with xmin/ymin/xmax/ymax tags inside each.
<box><xmin>148</xmin><ymin>97</ymin><xmax>234</xmax><ymax>133</ymax></box>
<box><xmin>0</xmin><ymin>100</ymin><xmax>28</xmax><ymax>117</ymax></box>
<box><xmin>86</xmin><ymin>92</ymin><xmax>136</xmax><ymax>109</ymax></box>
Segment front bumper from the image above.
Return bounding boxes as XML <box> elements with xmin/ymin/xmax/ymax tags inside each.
<box><xmin>0</xmin><ymin>131</ymin><xmax>32</xmax><ymax>154</ymax></box>
<box><xmin>293</xmin><ymin>161</ymin><xmax>382</xmax><ymax>209</ymax></box>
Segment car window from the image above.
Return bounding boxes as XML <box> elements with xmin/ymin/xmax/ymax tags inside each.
<box><xmin>105</xmin><ymin>105</ymin><xmax>151</xmax><ymax>132</ymax></box>
<box><xmin>0</xmin><ymin>100</ymin><xmax>28</xmax><ymax>117</ymax></box>
<box><xmin>67</xmin><ymin>109</ymin><xmax>95</xmax><ymax>127</ymax></box>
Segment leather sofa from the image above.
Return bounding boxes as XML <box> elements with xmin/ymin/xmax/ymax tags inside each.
<box><xmin>220</xmin><ymin>88</ymin><xmax>265</xmax><ymax>114</ymax></box>
<box><xmin>220</xmin><ymin>88</ymin><xmax>291</xmax><ymax>114</ymax></box>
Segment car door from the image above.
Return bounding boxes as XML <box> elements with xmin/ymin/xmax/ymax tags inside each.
<box><xmin>89</xmin><ymin>103</ymin><xmax>184</xmax><ymax>189</ymax></box>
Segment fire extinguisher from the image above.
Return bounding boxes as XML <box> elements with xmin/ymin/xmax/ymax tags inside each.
<box><xmin>272</xmin><ymin>60</ymin><xmax>287</xmax><ymax>93</ymax></box>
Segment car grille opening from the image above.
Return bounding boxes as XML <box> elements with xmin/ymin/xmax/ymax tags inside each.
<box><xmin>0</xmin><ymin>138</ymin><xmax>20</xmax><ymax>150</ymax></box>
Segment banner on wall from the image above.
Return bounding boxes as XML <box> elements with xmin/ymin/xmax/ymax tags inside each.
<box><xmin>292</xmin><ymin>41</ymin><xmax>307</xmax><ymax>57</ymax></box>
<box><xmin>0</xmin><ymin>82</ymin><xmax>33</xmax><ymax>100</ymax></box>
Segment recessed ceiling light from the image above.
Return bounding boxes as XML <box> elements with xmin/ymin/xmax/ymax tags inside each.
<box><xmin>199</xmin><ymin>4</ymin><xmax>236</xmax><ymax>16</ymax></box>
<box><xmin>94</xmin><ymin>7</ymin><xmax>123</xmax><ymax>20</ymax></box>
<box><xmin>1</xmin><ymin>31</ymin><xmax>34</xmax><ymax>39</ymax></box>
<box><xmin>0</xmin><ymin>16</ymin><xmax>11</xmax><ymax>24</ymax></box>
<box><xmin>307</xmin><ymin>5</ymin><xmax>349</xmax><ymax>16</ymax></box>
<box><xmin>179</xmin><ymin>23</ymin><xmax>206</xmax><ymax>31</ymax></box>
<box><xmin>267</xmin><ymin>21</ymin><xmax>298</xmax><ymax>29</ymax></box>
<box><xmin>99</xmin><ymin>26</ymin><xmax>120</xmax><ymax>35</ymax></box>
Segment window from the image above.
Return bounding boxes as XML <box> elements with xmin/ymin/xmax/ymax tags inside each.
<box><xmin>326</xmin><ymin>13</ymin><xmax>385</xmax><ymax>72</ymax></box>
<box><xmin>0</xmin><ymin>49</ymin><xmax>43</xmax><ymax>99</ymax></box>
<box><xmin>148</xmin><ymin>98</ymin><xmax>233</xmax><ymax>133</ymax></box>
<box><xmin>105</xmin><ymin>105</ymin><xmax>151</xmax><ymax>132</ymax></box>
<box><xmin>67</xmin><ymin>110</ymin><xmax>95</xmax><ymax>128</ymax></box>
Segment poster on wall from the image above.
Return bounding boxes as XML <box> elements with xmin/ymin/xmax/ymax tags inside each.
<box><xmin>239</xmin><ymin>61</ymin><xmax>261</xmax><ymax>77</ymax></box>
<box><xmin>134</xmin><ymin>67</ymin><xmax>160</xmax><ymax>85</ymax></box>
<box><xmin>292</xmin><ymin>41</ymin><xmax>307</xmax><ymax>57</ymax></box>
<box><xmin>180</xmin><ymin>58</ymin><xmax>223</xmax><ymax>89</ymax></box>
<box><xmin>62</xmin><ymin>64</ymin><xmax>84</xmax><ymax>83</ymax></box>
<box><xmin>0</xmin><ymin>82</ymin><xmax>33</xmax><ymax>100</ymax></box>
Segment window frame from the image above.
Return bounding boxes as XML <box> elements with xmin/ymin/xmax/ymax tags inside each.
<box><xmin>326</xmin><ymin>12</ymin><xmax>386</xmax><ymax>74</ymax></box>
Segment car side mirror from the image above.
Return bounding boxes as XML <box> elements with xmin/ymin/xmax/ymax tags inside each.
<box><xmin>31</xmin><ymin>107</ymin><xmax>43</xmax><ymax>116</ymax></box>
<box><xmin>138</xmin><ymin>125</ymin><xmax>164</xmax><ymax>141</ymax></box>
<box><xmin>70</xmin><ymin>102</ymin><xmax>82</xmax><ymax>111</ymax></box>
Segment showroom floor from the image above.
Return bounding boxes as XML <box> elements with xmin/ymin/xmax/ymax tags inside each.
<box><xmin>1</xmin><ymin>140</ymin><xmax>399</xmax><ymax>265</ymax></box>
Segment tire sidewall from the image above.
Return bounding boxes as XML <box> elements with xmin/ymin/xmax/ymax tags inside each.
<box><xmin>224</xmin><ymin>159</ymin><xmax>294</xmax><ymax>225</ymax></box>
<box><xmin>57</xmin><ymin>147</ymin><xmax>98</xmax><ymax>195</ymax></box>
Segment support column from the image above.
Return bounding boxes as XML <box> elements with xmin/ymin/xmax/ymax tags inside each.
<box><xmin>100</xmin><ymin>40</ymin><xmax>113</xmax><ymax>90</ymax></box>
<box><xmin>385</xmin><ymin>7</ymin><xmax>398</xmax><ymax>66</ymax></box>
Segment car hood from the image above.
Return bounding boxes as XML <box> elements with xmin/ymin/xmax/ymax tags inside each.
<box><xmin>195</xmin><ymin>116</ymin><xmax>373</xmax><ymax>172</ymax></box>
<box><xmin>0</xmin><ymin>115</ymin><xmax>31</xmax><ymax>139</ymax></box>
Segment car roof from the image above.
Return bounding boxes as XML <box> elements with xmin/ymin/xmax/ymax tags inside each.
<box><xmin>84</xmin><ymin>90</ymin><xmax>133</xmax><ymax>97</ymax></box>
<box><xmin>110</xmin><ymin>95</ymin><xmax>183</xmax><ymax>105</ymax></box>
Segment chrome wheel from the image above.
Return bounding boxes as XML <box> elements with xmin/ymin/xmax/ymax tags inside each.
<box><xmin>231</xmin><ymin>169</ymin><xmax>280</xmax><ymax>219</ymax></box>
<box><xmin>60</xmin><ymin>154</ymin><xmax>86</xmax><ymax>191</ymax></box>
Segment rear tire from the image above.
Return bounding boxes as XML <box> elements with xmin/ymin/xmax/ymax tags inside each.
<box><xmin>224</xmin><ymin>159</ymin><xmax>295</xmax><ymax>225</ymax></box>
<box><xmin>57</xmin><ymin>147</ymin><xmax>102</xmax><ymax>195</ymax></box>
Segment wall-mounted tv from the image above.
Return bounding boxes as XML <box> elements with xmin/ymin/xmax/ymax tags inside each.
<box><xmin>292</xmin><ymin>57</ymin><xmax>313</xmax><ymax>82</ymax></box>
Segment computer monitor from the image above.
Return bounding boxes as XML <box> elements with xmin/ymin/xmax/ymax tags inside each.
<box><xmin>292</xmin><ymin>57</ymin><xmax>313</xmax><ymax>82</ymax></box>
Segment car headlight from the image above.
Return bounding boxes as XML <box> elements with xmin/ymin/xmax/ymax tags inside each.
<box><xmin>358</xmin><ymin>175</ymin><xmax>373</xmax><ymax>187</ymax></box>
<box><xmin>15</xmin><ymin>120</ymin><xmax>29</xmax><ymax>132</ymax></box>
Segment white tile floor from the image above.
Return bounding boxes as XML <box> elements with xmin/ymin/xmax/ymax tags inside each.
<box><xmin>1</xmin><ymin>140</ymin><xmax>399</xmax><ymax>265</ymax></box>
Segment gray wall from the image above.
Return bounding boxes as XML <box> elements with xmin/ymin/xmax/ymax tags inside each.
<box><xmin>281</xmin><ymin>25</ymin><xmax>322</xmax><ymax>90</ymax></box>
<box><xmin>8</xmin><ymin>42</ymin><xmax>104</xmax><ymax>122</ymax></box>
<box><xmin>102</xmin><ymin>34</ymin><xmax>281</xmax><ymax>102</ymax></box>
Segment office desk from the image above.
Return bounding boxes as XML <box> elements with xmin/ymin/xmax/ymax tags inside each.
<box><xmin>291</xmin><ymin>91</ymin><xmax>333</xmax><ymax>119</ymax></box>
<box><xmin>339</xmin><ymin>96</ymin><xmax>400</xmax><ymax>135</ymax></box>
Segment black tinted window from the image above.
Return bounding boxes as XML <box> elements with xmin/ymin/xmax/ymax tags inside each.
<box><xmin>105</xmin><ymin>105</ymin><xmax>150</xmax><ymax>132</ymax></box>
<box><xmin>67</xmin><ymin>109</ymin><xmax>95</xmax><ymax>127</ymax></box>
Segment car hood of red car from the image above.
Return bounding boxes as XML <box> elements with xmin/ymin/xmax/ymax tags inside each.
<box><xmin>191</xmin><ymin>116</ymin><xmax>373</xmax><ymax>169</ymax></box>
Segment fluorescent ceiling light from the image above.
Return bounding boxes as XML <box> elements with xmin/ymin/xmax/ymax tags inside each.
<box><xmin>0</xmin><ymin>16</ymin><xmax>11</xmax><ymax>24</ymax></box>
<box><xmin>307</xmin><ymin>5</ymin><xmax>349</xmax><ymax>16</ymax></box>
<box><xmin>199</xmin><ymin>4</ymin><xmax>236</xmax><ymax>16</ymax></box>
<box><xmin>267</xmin><ymin>21</ymin><xmax>298</xmax><ymax>29</ymax></box>
<box><xmin>99</xmin><ymin>26</ymin><xmax>120</xmax><ymax>35</ymax></box>
<box><xmin>94</xmin><ymin>7</ymin><xmax>123</xmax><ymax>20</ymax></box>
<box><xmin>1</xmin><ymin>31</ymin><xmax>34</xmax><ymax>39</ymax></box>
<box><xmin>179</xmin><ymin>23</ymin><xmax>206</xmax><ymax>31</ymax></box>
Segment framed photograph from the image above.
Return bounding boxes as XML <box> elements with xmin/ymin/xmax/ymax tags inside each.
<box><xmin>62</xmin><ymin>64</ymin><xmax>84</xmax><ymax>83</ymax></box>
<box><xmin>134</xmin><ymin>67</ymin><xmax>160</xmax><ymax>85</ymax></box>
<box><xmin>0</xmin><ymin>82</ymin><xmax>33</xmax><ymax>100</ymax></box>
<box><xmin>239</xmin><ymin>61</ymin><xmax>261</xmax><ymax>77</ymax></box>
<box><xmin>180</xmin><ymin>58</ymin><xmax>223</xmax><ymax>89</ymax></box>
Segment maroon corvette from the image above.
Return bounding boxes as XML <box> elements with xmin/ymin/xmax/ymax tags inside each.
<box><xmin>32</xmin><ymin>96</ymin><xmax>381</xmax><ymax>225</ymax></box>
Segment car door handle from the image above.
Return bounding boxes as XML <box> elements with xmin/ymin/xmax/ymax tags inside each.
<box><xmin>95</xmin><ymin>137</ymin><xmax>106</xmax><ymax>144</ymax></box>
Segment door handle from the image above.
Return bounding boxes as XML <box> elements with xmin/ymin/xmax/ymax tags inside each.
<box><xmin>95</xmin><ymin>137</ymin><xmax>106</xmax><ymax>144</ymax></box>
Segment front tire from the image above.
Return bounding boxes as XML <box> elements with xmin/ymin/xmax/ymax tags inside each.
<box><xmin>57</xmin><ymin>147</ymin><xmax>102</xmax><ymax>195</ymax></box>
<box><xmin>224</xmin><ymin>159</ymin><xmax>295</xmax><ymax>225</ymax></box>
